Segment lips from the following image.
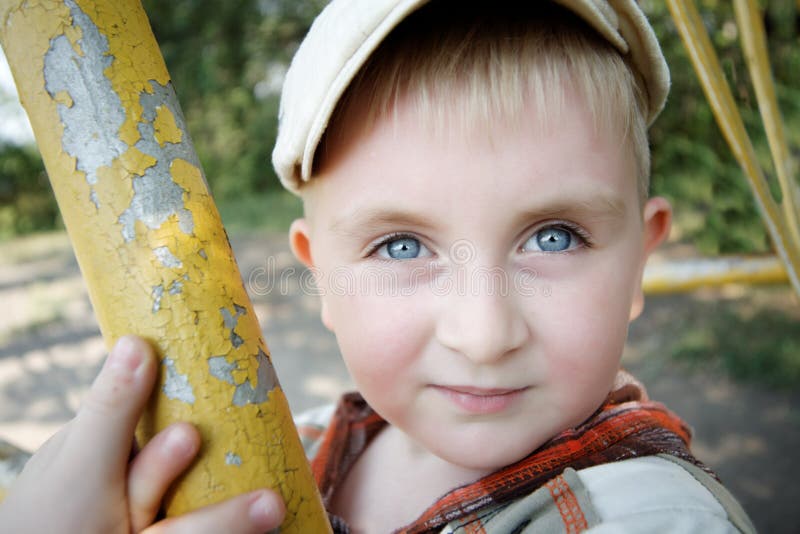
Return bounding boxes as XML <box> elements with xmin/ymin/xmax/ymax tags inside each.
<box><xmin>432</xmin><ymin>385</ymin><xmax>528</xmax><ymax>415</ymax></box>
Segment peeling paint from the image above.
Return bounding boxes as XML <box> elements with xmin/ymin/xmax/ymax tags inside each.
<box><xmin>220</xmin><ymin>304</ymin><xmax>247</xmax><ymax>348</ymax></box>
<box><xmin>151</xmin><ymin>284</ymin><xmax>164</xmax><ymax>313</ymax></box>
<box><xmin>43</xmin><ymin>0</ymin><xmax>127</xmax><ymax>200</ymax></box>
<box><xmin>153</xmin><ymin>104</ymin><xmax>183</xmax><ymax>146</ymax></box>
<box><xmin>225</xmin><ymin>452</ymin><xmax>242</xmax><ymax>466</ymax></box>
<box><xmin>152</xmin><ymin>280</ymin><xmax>182</xmax><ymax>309</ymax></box>
<box><xmin>208</xmin><ymin>355</ymin><xmax>237</xmax><ymax>385</ymax></box>
<box><xmin>154</xmin><ymin>246</ymin><xmax>182</xmax><ymax>268</ymax></box>
<box><xmin>162</xmin><ymin>357</ymin><xmax>195</xmax><ymax>404</ymax></box>
<box><xmin>230</xmin><ymin>332</ymin><xmax>244</xmax><ymax>348</ymax></box>
<box><xmin>39</xmin><ymin>0</ymin><xmax>202</xmax><ymax>244</ymax></box>
<box><xmin>232</xmin><ymin>349</ymin><xmax>278</xmax><ymax>406</ymax></box>
<box><xmin>168</xmin><ymin>279</ymin><xmax>183</xmax><ymax>295</ymax></box>
<box><xmin>198</xmin><ymin>248</ymin><xmax>208</xmax><ymax>260</ymax></box>
<box><xmin>118</xmin><ymin>80</ymin><xmax>199</xmax><ymax>242</ymax></box>
<box><xmin>89</xmin><ymin>189</ymin><xmax>100</xmax><ymax>209</ymax></box>
<box><xmin>208</xmin><ymin>349</ymin><xmax>278</xmax><ymax>407</ymax></box>
<box><xmin>220</xmin><ymin>305</ymin><xmax>244</xmax><ymax>329</ymax></box>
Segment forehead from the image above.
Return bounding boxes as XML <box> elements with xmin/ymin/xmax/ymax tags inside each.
<box><xmin>306</xmin><ymin>88</ymin><xmax>638</xmax><ymax>224</ymax></box>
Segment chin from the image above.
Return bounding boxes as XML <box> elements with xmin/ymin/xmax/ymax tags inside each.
<box><xmin>432</xmin><ymin>439</ymin><xmax>538</xmax><ymax>473</ymax></box>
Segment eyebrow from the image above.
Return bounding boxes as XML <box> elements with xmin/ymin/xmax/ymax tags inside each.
<box><xmin>329</xmin><ymin>208</ymin><xmax>440</xmax><ymax>237</ymax></box>
<box><xmin>329</xmin><ymin>192</ymin><xmax>627</xmax><ymax>237</ymax></box>
<box><xmin>511</xmin><ymin>193</ymin><xmax>628</xmax><ymax>226</ymax></box>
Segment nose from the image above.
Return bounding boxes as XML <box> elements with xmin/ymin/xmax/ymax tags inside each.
<box><xmin>435</xmin><ymin>270</ymin><xmax>530</xmax><ymax>364</ymax></box>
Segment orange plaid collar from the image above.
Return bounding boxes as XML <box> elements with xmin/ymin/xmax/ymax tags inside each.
<box><xmin>311</xmin><ymin>372</ymin><xmax>707</xmax><ymax>534</ymax></box>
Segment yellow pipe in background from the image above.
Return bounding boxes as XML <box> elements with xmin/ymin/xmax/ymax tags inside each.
<box><xmin>666</xmin><ymin>0</ymin><xmax>800</xmax><ymax>297</ymax></box>
<box><xmin>0</xmin><ymin>1</ymin><xmax>330</xmax><ymax>530</ymax></box>
<box><xmin>643</xmin><ymin>255</ymin><xmax>788</xmax><ymax>294</ymax></box>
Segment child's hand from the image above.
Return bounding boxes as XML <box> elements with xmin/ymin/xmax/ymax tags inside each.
<box><xmin>0</xmin><ymin>335</ymin><xmax>285</xmax><ymax>533</ymax></box>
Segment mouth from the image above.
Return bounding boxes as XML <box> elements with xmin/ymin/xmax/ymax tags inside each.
<box><xmin>432</xmin><ymin>385</ymin><xmax>528</xmax><ymax>415</ymax></box>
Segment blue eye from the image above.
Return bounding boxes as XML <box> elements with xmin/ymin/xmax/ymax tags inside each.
<box><xmin>522</xmin><ymin>225</ymin><xmax>582</xmax><ymax>253</ymax></box>
<box><xmin>378</xmin><ymin>236</ymin><xmax>430</xmax><ymax>260</ymax></box>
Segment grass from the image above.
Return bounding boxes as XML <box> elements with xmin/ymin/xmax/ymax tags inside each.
<box><xmin>215</xmin><ymin>190</ymin><xmax>303</xmax><ymax>234</ymax></box>
<box><xmin>660</xmin><ymin>287</ymin><xmax>800</xmax><ymax>390</ymax></box>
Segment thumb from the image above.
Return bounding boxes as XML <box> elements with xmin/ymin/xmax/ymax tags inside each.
<box><xmin>73</xmin><ymin>335</ymin><xmax>157</xmax><ymax>467</ymax></box>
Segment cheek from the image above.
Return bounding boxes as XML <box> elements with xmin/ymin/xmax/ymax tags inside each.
<box><xmin>549</xmin><ymin>249</ymin><xmax>641</xmax><ymax>328</ymax></box>
<box><xmin>535</xmin><ymin>273</ymin><xmax>631</xmax><ymax>394</ymax></box>
<box><xmin>538</xmin><ymin>298</ymin><xmax>625</xmax><ymax>428</ymax></box>
<box><xmin>542</xmin><ymin>315</ymin><xmax>624</xmax><ymax>384</ymax></box>
<box><xmin>326</xmin><ymin>292</ymin><xmax>430</xmax><ymax>384</ymax></box>
<box><xmin>543</xmin><ymin>269</ymin><xmax>632</xmax><ymax>343</ymax></box>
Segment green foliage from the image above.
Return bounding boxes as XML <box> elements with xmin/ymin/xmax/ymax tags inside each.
<box><xmin>645</xmin><ymin>0</ymin><xmax>800</xmax><ymax>254</ymax></box>
<box><xmin>0</xmin><ymin>143</ymin><xmax>60</xmax><ymax>239</ymax></box>
<box><xmin>216</xmin><ymin>190</ymin><xmax>302</xmax><ymax>234</ymax></box>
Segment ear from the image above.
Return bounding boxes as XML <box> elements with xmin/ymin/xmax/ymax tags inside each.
<box><xmin>288</xmin><ymin>219</ymin><xmax>334</xmax><ymax>331</ymax></box>
<box><xmin>629</xmin><ymin>196</ymin><xmax>672</xmax><ymax>321</ymax></box>
<box><xmin>289</xmin><ymin>218</ymin><xmax>314</xmax><ymax>268</ymax></box>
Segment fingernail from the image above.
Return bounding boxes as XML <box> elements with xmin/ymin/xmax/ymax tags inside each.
<box><xmin>109</xmin><ymin>336</ymin><xmax>144</xmax><ymax>375</ymax></box>
<box><xmin>249</xmin><ymin>491</ymin><xmax>283</xmax><ymax>529</ymax></box>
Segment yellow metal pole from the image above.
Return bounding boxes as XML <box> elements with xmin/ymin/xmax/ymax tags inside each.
<box><xmin>666</xmin><ymin>0</ymin><xmax>800</xmax><ymax>297</ymax></box>
<box><xmin>0</xmin><ymin>1</ymin><xmax>330</xmax><ymax>530</ymax></box>
<box><xmin>733</xmin><ymin>0</ymin><xmax>800</xmax><ymax>252</ymax></box>
<box><xmin>643</xmin><ymin>255</ymin><xmax>788</xmax><ymax>294</ymax></box>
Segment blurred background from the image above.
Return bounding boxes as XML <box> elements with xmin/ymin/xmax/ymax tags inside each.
<box><xmin>0</xmin><ymin>0</ymin><xmax>798</xmax><ymax>532</ymax></box>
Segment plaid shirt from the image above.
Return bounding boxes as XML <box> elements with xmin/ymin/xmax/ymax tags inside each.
<box><xmin>295</xmin><ymin>371</ymin><xmax>715</xmax><ymax>533</ymax></box>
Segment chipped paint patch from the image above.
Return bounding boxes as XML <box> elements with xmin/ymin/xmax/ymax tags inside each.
<box><xmin>168</xmin><ymin>279</ymin><xmax>183</xmax><ymax>295</ymax></box>
<box><xmin>153</xmin><ymin>246</ymin><xmax>182</xmax><ymax>268</ymax></box>
<box><xmin>43</xmin><ymin>0</ymin><xmax>127</xmax><ymax>203</ymax></box>
<box><xmin>152</xmin><ymin>280</ymin><xmax>182</xmax><ymax>310</ymax></box>
<box><xmin>220</xmin><ymin>304</ymin><xmax>247</xmax><ymax>348</ymax></box>
<box><xmin>208</xmin><ymin>355</ymin><xmax>237</xmax><ymax>385</ymax></box>
<box><xmin>208</xmin><ymin>349</ymin><xmax>278</xmax><ymax>407</ymax></box>
<box><xmin>153</xmin><ymin>105</ymin><xmax>182</xmax><ymax>146</ymax></box>
<box><xmin>89</xmin><ymin>190</ymin><xmax>100</xmax><ymax>209</ymax></box>
<box><xmin>232</xmin><ymin>349</ymin><xmax>278</xmax><ymax>407</ymax></box>
<box><xmin>40</xmin><ymin>0</ymin><xmax>201</xmax><ymax>243</ymax></box>
<box><xmin>225</xmin><ymin>452</ymin><xmax>242</xmax><ymax>467</ymax></box>
<box><xmin>117</xmin><ymin>80</ymin><xmax>200</xmax><ymax>242</ymax></box>
<box><xmin>151</xmin><ymin>284</ymin><xmax>164</xmax><ymax>313</ymax></box>
<box><xmin>220</xmin><ymin>304</ymin><xmax>246</xmax><ymax>329</ymax></box>
<box><xmin>162</xmin><ymin>357</ymin><xmax>195</xmax><ymax>404</ymax></box>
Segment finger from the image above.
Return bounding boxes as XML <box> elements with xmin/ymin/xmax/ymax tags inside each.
<box><xmin>71</xmin><ymin>335</ymin><xmax>157</xmax><ymax>468</ymax></box>
<box><xmin>142</xmin><ymin>490</ymin><xmax>286</xmax><ymax>534</ymax></box>
<box><xmin>128</xmin><ymin>422</ymin><xmax>201</xmax><ymax>532</ymax></box>
<box><xmin>12</xmin><ymin>420</ymin><xmax>70</xmax><ymax>476</ymax></box>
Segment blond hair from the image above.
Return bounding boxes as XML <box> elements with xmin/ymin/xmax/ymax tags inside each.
<box><xmin>313</xmin><ymin>1</ymin><xmax>651</xmax><ymax>201</ymax></box>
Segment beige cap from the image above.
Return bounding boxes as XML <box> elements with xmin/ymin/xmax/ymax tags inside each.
<box><xmin>273</xmin><ymin>0</ymin><xmax>670</xmax><ymax>194</ymax></box>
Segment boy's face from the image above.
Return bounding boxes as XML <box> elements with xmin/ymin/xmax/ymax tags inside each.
<box><xmin>290</xmin><ymin>89</ymin><xmax>671</xmax><ymax>471</ymax></box>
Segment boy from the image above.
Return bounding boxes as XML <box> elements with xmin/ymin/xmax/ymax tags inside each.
<box><xmin>1</xmin><ymin>0</ymin><xmax>755</xmax><ymax>532</ymax></box>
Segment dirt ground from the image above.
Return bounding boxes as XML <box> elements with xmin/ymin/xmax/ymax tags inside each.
<box><xmin>0</xmin><ymin>231</ymin><xmax>798</xmax><ymax>532</ymax></box>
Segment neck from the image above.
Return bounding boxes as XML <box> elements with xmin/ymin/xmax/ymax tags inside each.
<box><xmin>330</xmin><ymin>424</ymin><xmax>495</xmax><ymax>533</ymax></box>
<box><xmin>380</xmin><ymin>424</ymin><xmax>494</xmax><ymax>495</ymax></box>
